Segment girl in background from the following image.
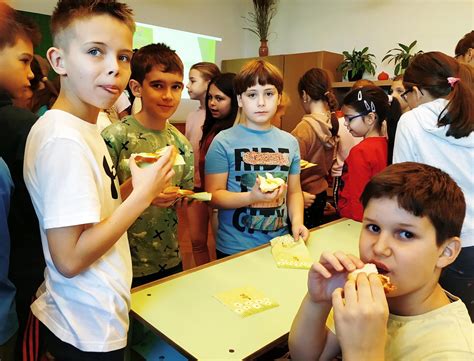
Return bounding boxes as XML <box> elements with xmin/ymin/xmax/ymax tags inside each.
<box><xmin>184</xmin><ymin>62</ymin><xmax>220</xmax><ymax>266</ymax></box>
<box><xmin>337</xmin><ymin>86</ymin><xmax>401</xmax><ymax>221</ymax></box>
<box><xmin>390</xmin><ymin>75</ymin><xmax>410</xmax><ymax>114</ymax></box>
<box><xmin>185</xmin><ymin>62</ymin><xmax>221</xmax><ymax>190</ymax></box>
<box><xmin>291</xmin><ymin>68</ymin><xmax>338</xmax><ymax>229</ymax></box>
<box><xmin>393</xmin><ymin>51</ymin><xmax>474</xmax><ymax>319</ymax></box>
<box><xmin>188</xmin><ymin>73</ymin><xmax>237</xmax><ymax>264</ymax></box>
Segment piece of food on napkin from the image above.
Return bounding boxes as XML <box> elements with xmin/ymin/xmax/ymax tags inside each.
<box><xmin>347</xmin><ymin>263</ymin><xmax>396</xmax><ymax>294</ymax></box>
<box><xmin>270</xmin><ymin>234</ymin><xmax>313</xmax><ymax>269</ymax></box>
<box><xmin>133</xmin><ymin>145</ymin><xmax>185</xmax><ymax>167</ymax></box>
<box><xmin>300</xmin><ymin>159</ymin><xmax>317</xmax><ymax>170</ymax></box>
<box><xmin>258</xmin><ymin>172</ymin><xmax>285</xmax><ymax>193</ymax></box>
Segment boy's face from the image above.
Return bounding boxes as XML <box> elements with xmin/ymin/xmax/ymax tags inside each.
<box><xmin>0</xmin><ymin>36</ymin><xmax>34</xmax><ymax>99</ymax></box>
<box><xmin>238</xmin><ymin>82</ymin><xmax>280</xmax><ymax>130</ymax></box>
<box><xmin>53</xmin><ymin>15</ymin><xmax>133</xmax><ymax>111</ymax></box>
<box><xmin>359</xmin><ymin>197</ymin><xmax>446</xmax><ymax>299</ymax></box>
<box><xmin>134</xmin><ymin>65</ymin><xmax>183</xmax><ymax>122</ymax></box>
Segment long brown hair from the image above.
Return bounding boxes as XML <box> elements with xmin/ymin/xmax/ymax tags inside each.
<box><xmin>298</xmin><ymin>67</ymin><xmax>339</xmax><ymax>136</ymax></box>
<box><xmin>403</xmin><ymin>51</ymin><xmax>474</xmax><ymax>139</ymax></box>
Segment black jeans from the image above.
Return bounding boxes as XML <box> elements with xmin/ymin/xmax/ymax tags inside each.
<box><xmin>43</xmin><ymin>325</ymin><xmax>124</xmax><ymax>361</ymax></box>
<box><xmin>304</xmin><ymin>191</ymin><xmax>327</xmax><ymax>229</ymax></box>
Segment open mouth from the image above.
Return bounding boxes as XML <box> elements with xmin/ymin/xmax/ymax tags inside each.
<box><xmin>370</xmin><ymin>260</ymin><xmax>390</xmax><ymax>275</ymax></box>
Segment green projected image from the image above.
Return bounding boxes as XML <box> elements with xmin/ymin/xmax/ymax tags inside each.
<box><xmin>133</xmin><ymin>23</ymin><xmax>221</xmax><ymax>98</ymax></box>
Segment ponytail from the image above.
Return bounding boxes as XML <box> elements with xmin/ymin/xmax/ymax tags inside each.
<box><xmin>404</xmin><ymin>51</ymin><xmax>474</xmax><ymax>139</ymax></box>
<box><xmin>439</xmin><ymin>79</ymin><xmax>474</xmax><ymax>138</ymax></box>
<box><xmin>325</xmin><ymin>91</ymin><xmax>339</xmax><ymax>137</ymax></box>
<box><xmin>298</xmin><ymin>68</ymin><xmax>339</xmax><ymax>136</ymax></box>
<box><xmin>386</xmin><ymin>97</ymin><xmax>402</xmax><ymax>165</ymax></box>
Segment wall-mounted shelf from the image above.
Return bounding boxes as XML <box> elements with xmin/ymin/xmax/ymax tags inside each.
<box><xmin>332</xmin><ymin>80</ymin><xmax>393</xmax><ymax>88</ymax></box>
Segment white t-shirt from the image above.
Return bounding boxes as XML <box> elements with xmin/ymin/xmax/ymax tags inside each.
<box><xmin>24</xmin><ymin>110</ymin><xmax>132</xmax><ymax>352</ymax></box>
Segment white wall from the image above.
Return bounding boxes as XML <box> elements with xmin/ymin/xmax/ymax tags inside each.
<box><xmin>246</xmin><ymin>0</ymin><xmax>474</xmax><ymax>77</ymax></box>
<box><xmin>11</xmin><ymin>0</ymin><xmax>474</xmax><ymax>119</ymax></box>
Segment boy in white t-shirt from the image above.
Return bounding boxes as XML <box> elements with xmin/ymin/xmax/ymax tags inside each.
<box><xmin>23</xmin><ymin>1</ymin><xmax>175</xmax><ymax>359</ymax></box>
<box><xmin>289</xmin><ymin>162</ymin><xmax>472</xmax><ymax>360</ymax></box>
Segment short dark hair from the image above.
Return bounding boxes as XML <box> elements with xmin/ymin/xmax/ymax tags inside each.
<box><xmin>51</xmin><ymin>0</ymin><xmax>135</xmax><ymax>46</ymax></box>
<box><xmin>0</xmin><ymin>3</ymin><xmax>41</xmax><ymax>50</ymax></box>
<box><xmin>361</xmin><ymin>162</ymin><xmax>466</xmax><ymax>246</ymax></box>
<box><xmin>131</xmin><ymin>43</ymin><xmax>184</xmax><ymax>84</ymax></box>
<box><xmin>455</xmin><ymin>30</ymin><xmax>474</xmax><ymax>58</ymax></box>
<box><xmin>234</xmin><ymin>59</ymin><xmax>283</xmax><ymax>95</ymax></box>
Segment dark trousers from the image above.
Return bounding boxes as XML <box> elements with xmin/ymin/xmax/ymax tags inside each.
<box><xmin>304</xmin><ymin>191</ymin><xmax>327</xmax><ymax>229</ymax></box>
<box><xmin>439</xmin><ymin>245</ymin><xmax>474</xmax><ymax>321</ymax></box>
<box><xmin>43</xmin><ymin>325</ymin><xmax>124</xmax><ymax>361</ymax></box>
<box><xmin>216</xmin><ymin>249</ymin><xmax>231</xmax><ymax>259</ymax></box>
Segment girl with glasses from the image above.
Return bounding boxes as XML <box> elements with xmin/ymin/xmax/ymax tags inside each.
<box><xmin>337</xmin><ymin>86</ymin><xmax>401</xmax><ymax>221</ymax></box>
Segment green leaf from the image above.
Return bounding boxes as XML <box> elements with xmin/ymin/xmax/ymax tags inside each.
<box><xmin>408</xmin><ymin>40</ymin><xmax>417</xmax><ymax>50</ymax></box>
<box><xmin>395</xmin><ymin>63</ymin><xmax>401</xmax><ymax>76</ymax></box>
<box><xmin>399</xmin><ymin>43</ymin><xmax>409</xmax><ymax>52</ymax></box>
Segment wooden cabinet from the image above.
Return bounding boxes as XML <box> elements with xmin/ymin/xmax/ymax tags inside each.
<box><xmin>221</xmin><ymin>51</ymin><xmax>344</xmax><ymax>132</ymax></box>
<box><xmin>332</xmin><ymin>80</ymin><xmax>393</xmax><ymax>104</ymax></box>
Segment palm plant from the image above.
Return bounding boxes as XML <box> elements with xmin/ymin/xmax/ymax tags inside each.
<box><xmin>382</xmin><ymin>40</ymin><xmax>423</xmax><ymax>76</ymax></box>
<box><xmin>337</xmin><ymin>47</ymin><xmax>377</xmax><ymax>81</ymax></box>
<box><xmin>242</xmin><ymin>0</ymin><xmax>278</xmax><ymax>42</ymax></box>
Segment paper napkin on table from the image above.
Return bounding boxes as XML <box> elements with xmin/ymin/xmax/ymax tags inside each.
<box><xmin>214</xmin><ymin>286</ymin><xmax>279</xmax><ymax>317</ymax></box>
<box><xmin>270</xmin><ymin>234</ymin><xmax>313</xmax><ymax>269</ymax></box>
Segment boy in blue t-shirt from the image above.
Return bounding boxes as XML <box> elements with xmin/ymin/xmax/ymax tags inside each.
<box><xmin>205</xmin><ymin>60</ymin><xmax>308</xmax><ymax>257</ymax></box>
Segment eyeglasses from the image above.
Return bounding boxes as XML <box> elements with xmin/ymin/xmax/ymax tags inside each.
<box><xmin>344</xmin><ymin>111</ymin><xmax>369</xmax><ymax>123</ymax></box>
<box><xmin>401</xmin><ymin>87</ymin><xmax>424</xmax><ymax>101</ymax></box>
<box><xmin>400</xmin><ymin>88</ymin><xmax>414</xmax><ymax>101</ymax></box>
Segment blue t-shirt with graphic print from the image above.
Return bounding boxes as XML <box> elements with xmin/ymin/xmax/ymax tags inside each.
<box><xmin>205</xmin><ymin>125</ymin><xmax>300</xmax><ymax>255</ymax></box>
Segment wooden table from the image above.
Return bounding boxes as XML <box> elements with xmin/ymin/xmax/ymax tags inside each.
<box><xmin>131</xmin><ymin>219</ymin><xmax>361</xmax><ymax>360</ymax></box>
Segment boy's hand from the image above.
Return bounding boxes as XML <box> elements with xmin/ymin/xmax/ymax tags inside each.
<box><xmin>303</xmin><ymin>191</ymin><xmax>316</xmax><ymax>208</ymax></box>
<box><xmin>151</xmin><ymin>192</ymin><xmax>179</xmax><ymax>208</ymax></box>
<box><xmin>332</xmin><ymin>273</ymin><xmax>389</xmax><ymax>361</ymax></box>
<box><xmin>292</xmin><ymin>223</ymin><xmax>309</xmax><ymax>242</ymax></box>
<box><xmin>308</xmin><ymin>251</ymin><xmax>364</xmax><ymax>304</ymax></box>
<box><xmin>250</xmin><ymin>178</ymin><xmax>287</xmax><ymax>204</ymax></box>
<box><xmin>129</xmin><ymin>148</ymin><xmax>175</xmax><ymax>204</ymax></box>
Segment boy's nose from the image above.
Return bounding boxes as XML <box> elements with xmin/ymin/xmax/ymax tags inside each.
<box><xmin>257</xmin><ymin>94</ymin><xmax>265</xmax><ymax>106</ymax></box>
<box><xmin>27</xmin><ymin>65</ymin><xmax>34</xmax><ymax>80</ymax></box>
<box><xmin>372</xmin><ymin>232</ymin><xmax>392</xmax><ymax>257</ymax></box>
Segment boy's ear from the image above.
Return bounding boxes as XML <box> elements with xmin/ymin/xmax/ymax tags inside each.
<box><xmin>129</xmin><ymin>79</ymin><xmax>142</xmax><ymax>98</ymax></box>
<box><xmin>437</xmin><ymin>237</ymin><xmax>461</xmax><ymax>269</ymax></box>
<box><xmin>237</xmin><ymin>94</ymin><xmax>243</xmax><ymax>108</ymax></box>
<box><xmin>47</xmin><ymin>47</ymin><xmax>66</xmax><ymax>76</ymax></box>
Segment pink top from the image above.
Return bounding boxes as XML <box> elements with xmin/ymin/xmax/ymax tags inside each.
<box><xmin>185</xmin><ymin>107</ymin><xmax>205</xmax><ymax>188</ymax></box>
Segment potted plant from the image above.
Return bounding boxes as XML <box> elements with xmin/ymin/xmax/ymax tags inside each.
<box><xmin>382</xmin><ymin>40</ymin><xmax>423</xmax><ymax>76</ymax></box>
<box><xmin>242</xmin><ymin>0</ymin><xmax>279</xmax><ymax>57</ymax></box>
<box><xmin>337</xmin><ymin>47</ymin><xmax>377</xmax><ymax>81</ymax></box>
